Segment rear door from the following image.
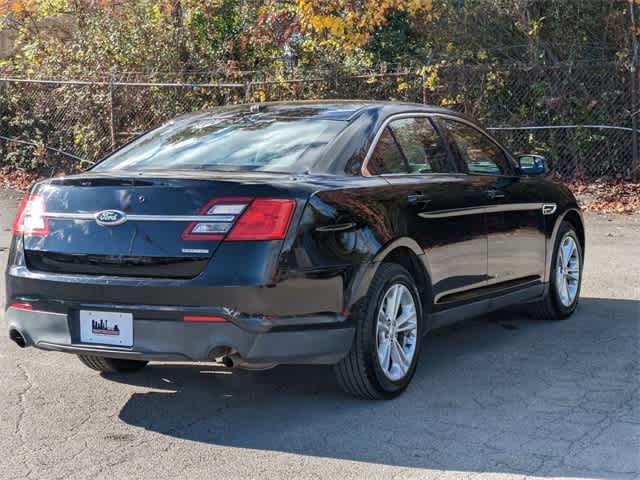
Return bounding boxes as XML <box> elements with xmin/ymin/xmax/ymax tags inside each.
<box><xmin>366</xmin><ymin>115</ymin><xmax>489</xmax><ymax>306</ymax></box>
<box><xmin>438</xmin><ymin>117</ymin><xmax>547</xmax><ymax>288</ymax></box>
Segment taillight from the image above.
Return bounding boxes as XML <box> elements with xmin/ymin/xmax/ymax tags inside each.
<box><xmin>10</xmin><ymin>302</ymin><xmax>33</xmax><ymax>311</ymax></box>
<box><xmin>12</xmin><ymin>194</ymin><xmax>49</xmax><ymax>237</ymax></box>
<box><xmin>227</xmin><ymin>198</ymin><xmax>295</xmax><ymax>241</ymax></box>
<box><xmin>181</xmin><ymin>197</ymin><xmax>295</xmax><ymax>242</ymax></box>
<box><xmin>183</xmin><ymin>314</ymin><xmax>226</xmax><ymax>322</ymax></box>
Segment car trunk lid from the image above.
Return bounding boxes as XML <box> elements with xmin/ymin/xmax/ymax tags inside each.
<box><xmin>21</xmin><ymin>172</ymin><xmax>306</xmax><ymax>278</ymax></box>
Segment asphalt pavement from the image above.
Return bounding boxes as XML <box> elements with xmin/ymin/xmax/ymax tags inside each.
<box><xmin>0</xmin><ymin>188</ymin><xmax>638</xmax><ymax>480</ymax></box>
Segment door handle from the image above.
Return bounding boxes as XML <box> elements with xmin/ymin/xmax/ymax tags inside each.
<box><xmin>486</xmin><ymin>189</ymin><xmax>505</xmax><ymax>200</ymax></box>
<box><xmin>407</xmin><ymin>193</ymin><xmax>427</xmax><ymax>204</ymax></box>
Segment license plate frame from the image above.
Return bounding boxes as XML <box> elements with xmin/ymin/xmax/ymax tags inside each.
<box><xmin>79</xmin><ymin>310</ymin><xmax>133</xmax><ymax>347</ymax></box>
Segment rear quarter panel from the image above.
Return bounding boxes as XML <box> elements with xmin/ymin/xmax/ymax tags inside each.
<box><xmin>280</xmin><ymin>177</ymin><xmax>425</xmax><ymax>313</ymax></box>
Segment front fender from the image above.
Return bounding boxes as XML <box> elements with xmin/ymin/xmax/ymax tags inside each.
<box><xmin>544</xmin><ymin>207</ymin><xmax>584</xmax><ymax>283</ymax></box>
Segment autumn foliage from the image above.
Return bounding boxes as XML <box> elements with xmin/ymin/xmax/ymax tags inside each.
<box><xmin>0</xmin><ymin>1</ymin><xmax>637</xmax><ymax>213</ymax></box>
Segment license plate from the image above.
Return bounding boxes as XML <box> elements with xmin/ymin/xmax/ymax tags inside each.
<box><xmin>79</xmin><ymin>310</ymin><xmax>133</xmax><ymax>347</ymax></box>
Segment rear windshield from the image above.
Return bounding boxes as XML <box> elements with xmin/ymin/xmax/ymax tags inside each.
<box><xmin>93</xmin><ymin>114</ymin><xmax>344</xmax><ymax>173</ymax></box>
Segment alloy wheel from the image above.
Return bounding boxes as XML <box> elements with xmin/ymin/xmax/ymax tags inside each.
<box><xmin>375</xmin><ymin>283</ymin><xmax>418</xmax><ymax>381</ymax></box>
<box><xmin>555</xmin><ymin>234</ymin><xmax>581</xmax><ymax>307</ymax></box>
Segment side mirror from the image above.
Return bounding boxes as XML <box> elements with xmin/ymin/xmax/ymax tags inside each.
<box><xmin>517</xmin><ymin>154</ymin><xmax>549</xmax><ymax>176</ymax></box>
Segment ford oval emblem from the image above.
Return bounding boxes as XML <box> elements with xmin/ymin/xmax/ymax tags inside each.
<box><xmin>95</xmin><ymin>210</ymin><xmax>127</xmax><ymax>226</ymax></box>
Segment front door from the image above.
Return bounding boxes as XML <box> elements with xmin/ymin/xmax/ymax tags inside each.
<box><xmin>438</xmin><ymin>117</ymin><xmax>547</xmax><ymax>288</ymax></box>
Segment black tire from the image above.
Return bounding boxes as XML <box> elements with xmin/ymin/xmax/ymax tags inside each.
<box><xmin>334</xmin><ymin>263</ymin><xmax>424</xmax><ymax>399</ymax></box>
<box><xmin>77</xmin><ymin>355</ymin><xmax>148</xmax><ymax>373</ymax></box>
<box><xmin>526</xmin><ymin>221</ymin><xmax>583</xmax><ymax>320</ymax></box>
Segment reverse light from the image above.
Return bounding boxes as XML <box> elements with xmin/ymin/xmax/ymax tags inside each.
<box><xmin>181</xmin><ymin>197</ymin><xmax>251</xmax><ymax>241</ymax></box>
<box><xmin>12</xmin><ymin>195</ymin><xmax>50</xmax><ymax>237</ymax></box>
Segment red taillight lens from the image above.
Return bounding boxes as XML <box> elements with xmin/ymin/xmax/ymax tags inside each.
<box><xmin>12</xmin><ymin>195</ymin><xmax>49</xmax><ymax>237</ymax></box>
<box><xmin>10</xmin><ymin>302</ymin><xmax>33</xmax><ymax>311</ymax></box>
<box><xmin>227</xmin><ymin>198</ymin><xmax>295</xmax><ymax>241</ymax></box>
<box><xmin>183</xmin><ymin>315</ymin><xmax>226</xmax><ymax>322</ymax></box>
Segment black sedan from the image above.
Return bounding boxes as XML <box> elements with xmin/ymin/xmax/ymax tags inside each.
<box><xmin>5</xmin><ymin>101</ymin><xmax>584</xmax><ymax>399</ymax></box>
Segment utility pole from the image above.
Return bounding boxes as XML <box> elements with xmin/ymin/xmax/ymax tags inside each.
<box><xmin>629</xmin><ymin>0</ymin><xmax>639</xmax><ymax>182</ymax></box>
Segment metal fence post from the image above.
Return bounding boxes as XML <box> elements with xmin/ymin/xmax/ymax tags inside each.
<box><xmin>630</xmin><ymin>0</ymin><xmax>640</xmax><ymax>181</ymax></box>
<box><xmin>108</xmin><ymin>75</ymin><xmax>116</xmax><ymax>150</ymax></box>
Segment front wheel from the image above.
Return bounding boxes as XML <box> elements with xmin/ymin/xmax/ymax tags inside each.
<box><xmin>334</xmin><ymin>263</ymin><xmax>423</xmax><ymax>399</ymax></box>
<box><xmin>527</xmin><ymin>221</ymin><xmax>583</xmax><ymax>320</ymax></box>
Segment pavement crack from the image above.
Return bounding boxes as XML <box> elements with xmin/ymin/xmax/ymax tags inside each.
<box><xmin>14</xmin><ymin>362</ymin><xmax>34</xmax><ymax>444</ymax></box>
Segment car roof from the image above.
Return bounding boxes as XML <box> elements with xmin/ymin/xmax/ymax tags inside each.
<box><xmin>206</xmin><ymin>100</ymin><xmax>463</xmax><ymax>122</ymax></box>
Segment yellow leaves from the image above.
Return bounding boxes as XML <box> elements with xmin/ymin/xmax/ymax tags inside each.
<box><xmin>418</xmin><ymin>64</ymin><xmax>440</xmax><ymax>92</ymax></box>
<box><xmin>0</xmin><ymin>0</ymin><xmax>68</xmax><ymax>18</ymax></box>
<box><xmin>440</xmin><ymin>94</ymin><xmax>464</xmax><ymax>107</ymax></box>
<box><xmin>298</xmin><ymin>0</ymin><xmax>433</xmax><ymax>50</ymax></box>
<box><xmin>148</xmin><ymin>3</ymin><xmax>162</xmax><ymax>28</ymax></box>
<box><xmin>253</xmin><ymin>89</ymin><xmax>266</xmax><ymax>102</ymax></box>
<box><xmin>528</xmin><ymin>16</ymin><xmax>545</xmax><ymax>36</ymax></box>
<box><xmin>37</xmin><ymin>0</ymin><xmax>70</xmax><ymax>17</ymax></box>
<box><xmin>3</xmin><ymin>0</ymin><xmax>37</xmax><ymax>15</ymax></box>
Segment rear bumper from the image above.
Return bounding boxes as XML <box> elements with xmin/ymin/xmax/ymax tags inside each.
<box><xmin>6</xmin><ymin>306</ymin><xmax>354</xmax><ymax>364</ymax></box>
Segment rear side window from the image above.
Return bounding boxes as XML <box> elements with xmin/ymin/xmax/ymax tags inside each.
<box><xmin>366</xmin><ymin>127</ymin><xmax>407</xmax><ymax>174</ymax></box>
<box><xmin>441</xmin><ymin>119</ymin><xmax>514</xmax><ymax>175</ymax></box>
<box><xmin>366</xmin><ymin>116</ymin><xmax>453</xmax><ymax>175</ymax></box>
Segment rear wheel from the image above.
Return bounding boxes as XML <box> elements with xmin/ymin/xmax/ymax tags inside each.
<box><xmin>527</xmin><ymin>221</ymin><xmax>583</xmax><ymax>320</ymax></box>
<box><xmin>77</xmin><ymin>355</ymin><xmax>148</xmax><ymax>373</ymax></box>
<box><xmin>334</xmin><ymin>263</ymin><xmax>423</xmax><ymax>399</ymax></box>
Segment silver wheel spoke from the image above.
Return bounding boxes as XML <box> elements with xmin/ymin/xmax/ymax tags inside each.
<box><xmin>562</xmin><ymin>276</ymin><xmax>570</xmax><ymax>302</ymax></box>
<box><xmin>567</xmin><ymin>271</ymin><xmax>579</xmax><ymax>281</ymax></box>
<box><xmin>378</xmin><ymin>338</ymin><xmax>392</xmax><ymax>370</ymax></box>
<box><xmin>388</xmin><ymin>286</ymin><xmax>402</xmax><ymax>320</ymax></box>
<box><xmin>562</xmin><ymin>239</ymin><xmax>574</xmax><ymax>268</ymax></box>
<box><xmin>377</xmin><ymin>314</ymin><xmax>390</xmax><ymax>333</ymax></box>
<box><xmin>391</xmin><ymin>339</ymin><xmax>409</xmax><ymax>373</ymax></box>
<box><xmin>396</xmin><ymin>319</ymin><xmax>417</xmax><ymax>333</ymax></box>
<box><xmin>395</xmin><ymin>309</ymin><xmax>416</xmax><ymax>332</ymax></box>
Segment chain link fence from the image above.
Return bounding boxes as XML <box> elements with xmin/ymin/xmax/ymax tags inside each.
<box><xmin>0</xmin><ymin>62</ymin><xmax>637</xmax><ymax>181</ymax></box>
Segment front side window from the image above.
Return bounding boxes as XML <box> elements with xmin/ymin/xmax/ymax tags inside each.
<box><xmin>442</xmin><ymin>119</ymin><xmax>513</xmax><ymax>175</ymax></box>
<box><xmin>366</xmin><ymin>116</ymin><xmax>453</xmax><ymax>175</ymax></box>
<box><xmin>93</xmin><ymin>115</ymin><xmax>343</xmax><ymax>173</ymax></box>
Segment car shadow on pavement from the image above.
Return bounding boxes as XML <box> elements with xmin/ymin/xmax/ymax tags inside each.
<box><xmin>114</xmin><ymin>297</ymin><xmax>639</xmax><ymax>478</ymax></box>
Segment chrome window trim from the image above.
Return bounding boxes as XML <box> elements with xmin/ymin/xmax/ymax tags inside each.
<box><xmin>42</xmin><ymin>212</ymin><xmax>236</xmax><ymax>223</ymax></box>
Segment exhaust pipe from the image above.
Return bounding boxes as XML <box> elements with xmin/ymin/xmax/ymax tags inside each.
<box><xmin>221</xmin><ymin>353</ymin><xmax>277</xmax><ymax>371</ymax></box>
<box><xmin>9</xmin><ymin>329</ymin><xmax>26</xmax><ymax>348</ymax></box>
<box><xmin>221</xmin><ymin>355</ymin><xmax>236</xmax><ymax>368</ymax></box>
